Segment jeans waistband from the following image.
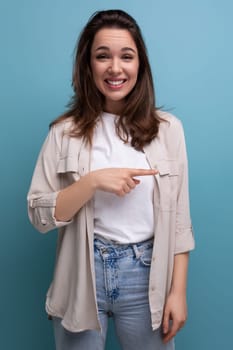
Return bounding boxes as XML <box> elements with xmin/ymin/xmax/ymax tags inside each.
<box><xmin>94</xmin><ymin>235</ymin><xmax>154</xmax><ymax>258</ymax></box>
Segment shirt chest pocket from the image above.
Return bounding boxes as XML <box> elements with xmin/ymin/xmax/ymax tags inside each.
<box><xmin>156</xmin><ymin>160</ymin><xmax>179</xmax><ymax>211</ymax></box>
<box><xmin>56</xmin><ymin>155</ymin><xmax>81</xmax><ymax>190</ymax></box>
<box><xmin>57</xmin><ymin>154</ymin><xmax>81</xmax><ymax>179</ymax></box>
<box><xmin>56</xmin><ymin>135</ymin><xmax>87</xmax><ymax>185</ymax></box>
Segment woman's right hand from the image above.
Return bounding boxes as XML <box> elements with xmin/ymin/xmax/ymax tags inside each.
<box><xmin>90</xmin><ymin>167</ymin><xmax>158</xmax><ymax>197</ymax></box>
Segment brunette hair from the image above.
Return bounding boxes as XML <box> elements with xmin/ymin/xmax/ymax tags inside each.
<box><xmin>51</xmin><ymin>9</ymin><xmax>162</xmax><ymax>150</ymax></box>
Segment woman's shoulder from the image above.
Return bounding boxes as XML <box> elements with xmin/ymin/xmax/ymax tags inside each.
<box><xmin>156</xmin><ymin>110</ymin><xmax>186</xmax><ymax>148</ymax></box>
<box><xmin>43</xmin><ymin>117</ymin><xmax>76</xmax><ymax>153</ymax></box>
<box><xmin>47</xmin><ymin>117</ymin><xmax>75</xmax><ymax>141</ymax></box>
<box><xmin>157</xmin><ymin>110</ymin><xmax>184</xmax><ymax>134</ymax></box>
<box><xmin>157</xmin><ymin>110</ymin><xmax>182</xmax><ymax>126</ymax></box>
<box><xmin>50</xmin><ymin>116</ymin><xmax>75</xmax><ymax>133</ymax></box>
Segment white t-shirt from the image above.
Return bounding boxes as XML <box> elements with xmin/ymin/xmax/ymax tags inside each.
<box><xmin>90</xmin><ymin>112</ymin><xmax>155</xmax><ymax>243</ymax></box>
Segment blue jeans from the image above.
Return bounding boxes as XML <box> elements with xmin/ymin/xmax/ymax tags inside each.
<box><xmin>53</xmin><ymin>237</ymin><xmax>175</xmax><ymax>350</ymax></box>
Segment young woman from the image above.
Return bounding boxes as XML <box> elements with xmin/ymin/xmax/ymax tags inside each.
<box><xmin>27</xmin><ymin>9</ymin><xmax>195</xmax><ymax>350</ymax></box>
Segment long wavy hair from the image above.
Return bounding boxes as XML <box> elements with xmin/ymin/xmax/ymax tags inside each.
<box><xmin>51</xmin><ymin>9</ymin><xmax>163</xmax><ymax>150</ymax></box>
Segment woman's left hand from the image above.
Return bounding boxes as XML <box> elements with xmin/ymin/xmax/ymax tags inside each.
<box><xmin>162</xmin><ymin>291</ymin><xmax>187</xmax><ymax>343</ymax></box>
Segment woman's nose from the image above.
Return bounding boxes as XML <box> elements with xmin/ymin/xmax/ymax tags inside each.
<box><xmin>108</xmin><ymin>58</ymin><xmax>122</xmax><ymax>74</ymax></box>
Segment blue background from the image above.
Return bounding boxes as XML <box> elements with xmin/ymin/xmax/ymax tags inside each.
<box><xmin>1</xmin><ymin>0</ymin><xmax>232</xmax><ymax>349</ymax></box>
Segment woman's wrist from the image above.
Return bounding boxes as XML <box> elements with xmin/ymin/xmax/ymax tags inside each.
<box><xmin>85</xmin><ymin>171</ymin><xmax>99</xmax><ymax>191</ymax></box>
<box><xmin>170</xmin><ymin>252</ymin><xmax>189</xmax><ymax>295</ymax></box>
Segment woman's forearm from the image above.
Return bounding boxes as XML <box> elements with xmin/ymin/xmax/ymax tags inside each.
<box><xmin>170</xmin><ymin>252</ymin><xmax>189</xmax><ymax>294</ymax></box>
<box><xmin>54</xmin><ymin>173</ymin><xmax>96</xmax><ymax>222</ymax></box>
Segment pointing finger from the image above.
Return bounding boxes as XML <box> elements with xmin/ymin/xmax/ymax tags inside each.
<box><xmin>129</xmin><ymin>168</ymin><xmax>158</xmax><ymax>177</ymax></box>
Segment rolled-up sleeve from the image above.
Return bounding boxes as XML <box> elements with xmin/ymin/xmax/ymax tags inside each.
<box><xmin>27</xmin><ymin>124</ymin><xmax>72</xmax><ymax>233</ymax></box>
<box><xmin>174</xmin><ymin>121</ymin><xmax>195</xmax><ymax>254</ymax></box>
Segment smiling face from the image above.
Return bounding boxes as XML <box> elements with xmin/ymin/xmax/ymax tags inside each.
<box><xmin>90</xmin><ymin>28</ymin><xmax>139</xmax><ymax>114</ymax></box>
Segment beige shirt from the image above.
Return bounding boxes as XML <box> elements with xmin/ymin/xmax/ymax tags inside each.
<box><xmin>27</xmin><ymin>111</ymin><xmax>195</xmax><ymax>332</ymax></box>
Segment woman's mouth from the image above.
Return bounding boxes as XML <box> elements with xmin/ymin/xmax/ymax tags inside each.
<box><xmin>104</xmin><ymin>79</ymin><xmax>126</xmax><ymax>88</ymax></box>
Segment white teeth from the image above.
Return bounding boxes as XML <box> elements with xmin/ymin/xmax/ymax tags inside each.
<box><xmin>107</xmin><ymin>80</ymin><xmax>124</xmax><ymax>86</ymax></box>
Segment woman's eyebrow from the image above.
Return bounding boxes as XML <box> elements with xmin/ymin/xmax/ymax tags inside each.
<box><xmin>121</xmin><ymin>47</ymin><xmax>137</xmax><ymax>53</ymax></box>
<box><xmin>95</xmin><ymin>46</ymin><xmax>109</xmax><ymax>51</ymax></box>
<box><xmin>95</xmin><ymin>46</ymin><xmax>136</xmax><ymax>53</ymax></box>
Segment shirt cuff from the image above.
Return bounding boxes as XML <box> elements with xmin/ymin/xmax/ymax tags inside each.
<box><xmin>174</xmin><ymin>227</ymin><xmax>195</xmax><ymax>254</ymax></box>
<box><xmin>28</xmin><ymin>192</ymin><xmax>73</xmax><ymax>233</ymax></box>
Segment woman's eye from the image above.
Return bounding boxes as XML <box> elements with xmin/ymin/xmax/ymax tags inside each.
<box><xmin>122</xmin><ymin>55</ymin><xmax>133</xmax><ymax>60</ymax></box>
<box><xmin>96</xmin><ymin>54</ymin><xmax>108</xmax><ymax>59</ymax></box>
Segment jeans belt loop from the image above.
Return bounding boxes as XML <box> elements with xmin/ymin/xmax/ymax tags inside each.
<box><xmin>132</xmin><ymin>244</ymin><xmax>142</xmax><ymax>259</ymax></box>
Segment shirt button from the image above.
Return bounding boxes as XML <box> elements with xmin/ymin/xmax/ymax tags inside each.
<box><xmin>152</xmin><ymin>257</ymin><xmax>156</xmax><ymax>262</ymax></box>
<box><xmin>151</xmin><ymin>286</ymin><xmax>155</xmax><ymax>291</ymax></box>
